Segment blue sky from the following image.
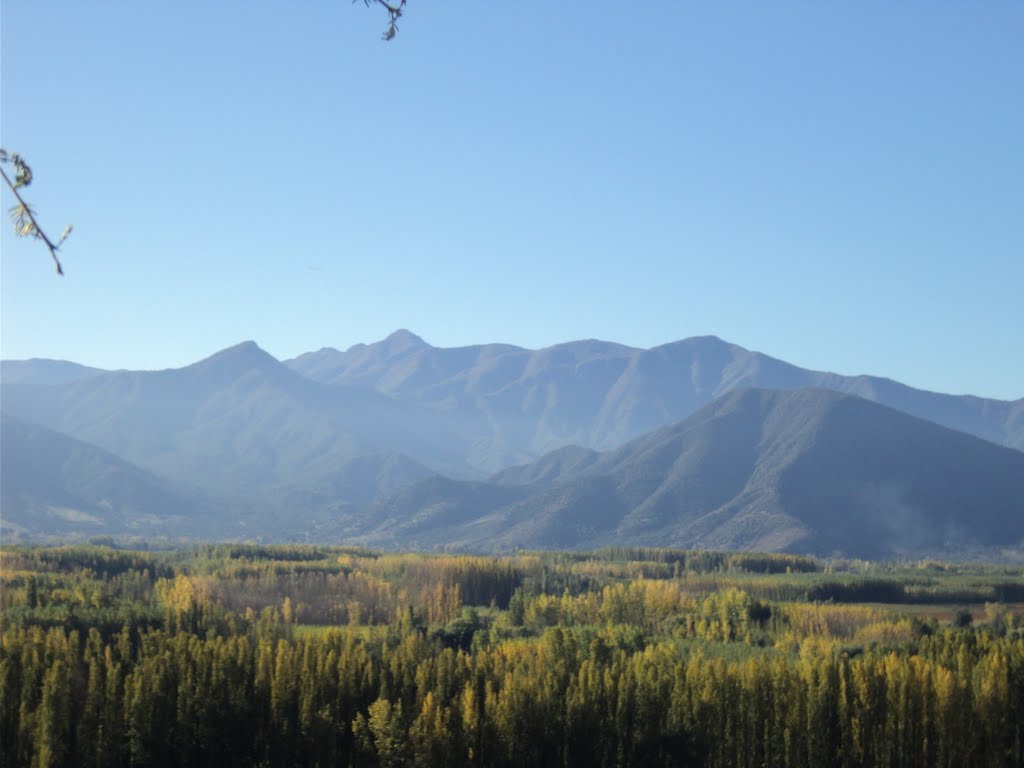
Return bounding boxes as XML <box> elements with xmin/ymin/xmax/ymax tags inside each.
<box><xmin>2</xmin><ymin>2</ymin><xmax>1021</xmax><ymax>399</ymax></box>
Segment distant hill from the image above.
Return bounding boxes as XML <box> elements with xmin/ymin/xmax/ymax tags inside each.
<box><xmin>0</xmin><ymin>414</ymin><xmax>202</xmax><ymax>540</ymax></box>
<box><xmin>0</xmin><ymin>341</ymin><xmax>479</xmax><ymax>492</ymax></box>
<box><xmin>287</xmin><ymin>331</ymin><xmax>1024</xmax><ymax>473</ymax></box>
<box><xmin>0</xmin><ymin>414</ymin><xmax>444</xmax><ymax>543</ymax></box>
<box><xmin>358</xmin><ymin>389</ymin><xmax>1024</xmax><ymax>558</ymax></box>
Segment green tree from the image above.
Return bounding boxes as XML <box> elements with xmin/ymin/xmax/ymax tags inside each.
<box><xmin>952</xmin><ymin>607</ymin><xmax>973</xmax><ymax>628</ymax></box>
<box><xmin>354</xmin><ymin>697</ymin><xmax>409</xmax><ymax>768</ymax></box>
<box><xmin>34</xmin><ymin>659</ymin><xmax>71</xmax><ymax>768</ymax></box>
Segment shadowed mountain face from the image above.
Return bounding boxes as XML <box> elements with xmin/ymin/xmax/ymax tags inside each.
<box><xmin>358</xmin><ymin>389</ymin><xmax>1024</xmax><ymax>558</ymax></box>
<box><xmin>286</xmin><ymin>331</ymin><xmax>1024</xmax><ymax>473</ymax></box>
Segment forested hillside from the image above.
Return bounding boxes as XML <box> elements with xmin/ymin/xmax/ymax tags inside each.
<box><xmin>3</xmin><ymin>545</ymin><xmax>1022</xmax><ymax>767</ymax></box>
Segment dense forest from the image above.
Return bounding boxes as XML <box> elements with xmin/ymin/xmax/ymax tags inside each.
<box><xmin>2</xmin><ymin>544</ymin><xmax>1023</xmax><ymax>767</ymax></box>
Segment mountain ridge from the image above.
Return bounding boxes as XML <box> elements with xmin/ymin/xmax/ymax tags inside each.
<box><xmin>357</xmin><ymin>388</ymin><xmax>1024</xmax><ymax>557</ymax></box>
<box><xmin>284</xmin><ymin>331</ymin><xmax>1024</xmax><ymax>463</ymax></box>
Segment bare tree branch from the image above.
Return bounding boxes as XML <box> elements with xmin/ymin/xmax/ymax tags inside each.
<box><xmin>1</xmin><ymin>150</ymin><xmax>71</xmax><ymax>276</ymax></box>
<box><xmin>361</xmin><ymin>0</ymin><xmax>407</xmax><ymax>41</ymax></box>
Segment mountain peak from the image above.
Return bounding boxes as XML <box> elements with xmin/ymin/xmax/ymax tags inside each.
<box><xmin>213</xmin><ymin>340</ymin><xmax>266</xmax><ymax>357</ymax></box>
<box><xmin>189</xmin><ymin>341</ymin><xmax>280</xmax><ymax>375</ymax></box>
<box><xmin>382</xmin><ymin>329</ymin><xmax>428</xmax><ymax>351</ymax></box>
<box><xmin>385</xmin><ymin>328</ymin><xmax>426</xmax><ymax>343</ymax></box>
<box><xmin>227</xmin><ymin>340</ymin><xmax>260</xmax><ymax>352</ymax></box>
<box><xmin>654</xmin><ymin>334</ymin><xmax>734</xmax><ymax>353</ymax></box>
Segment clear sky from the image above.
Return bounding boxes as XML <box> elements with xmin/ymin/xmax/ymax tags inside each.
<box><xmin>2</xmin><ymin>2</ymin><xmax>1021</xmax><ymax>399</ymax></box>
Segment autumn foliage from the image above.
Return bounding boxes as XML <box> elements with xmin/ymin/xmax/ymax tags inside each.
<box><xmin>2</xmin><ymin>545</ymin><xmax>1022</xmax><ymax>767</ymax></box>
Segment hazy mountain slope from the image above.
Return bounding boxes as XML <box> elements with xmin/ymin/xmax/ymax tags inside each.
<box><xmin>818</xmin><ymin>373</ymin><xmax>1024</xmax><ymax>449</ymax></box>
<box><xmin>315</xmin><ymin>452</ymin><xmax>437</xmax><ymax>506</ymax></box>
<box><xmin>339</xmin><ymin>477</ymin><xmax>532</xmax><ymax>549</ymax></box>
<box><xmin>1</xmin><ymin>414</ymin><xmax>442</xmax><ymax>542</ymax></box>
<box><xmin>263</xmin><ymin>451</ymin><xmax>438</xmax><ymax>528</ymax></box>
<box><xmin>1</xmin><ymin>358</ymin><xmax>106</xmax><ymax>386</ymax></box>
<box><xmin>491</xmin><ymin>445</ymin><xmax>602</xmax><ymax>489</ymax></box>
<box><xmin>0</xmin><ymin>414</ymin><xmax>202</xmax><ymax>539</ymax></box>
<box><xmin>359</xmin><ymin>389</ymin><xmax>1024</xmax><ymax>557</ymax></box>
<box><xmin>287</xmin><ymin>332</ymin><xmax>1024</xmax><ymax>471</ymax></box>
<box><xmin>0</xmin><ymin>342</ymin><xmax>479</xmax><ymax>491</ymax></box>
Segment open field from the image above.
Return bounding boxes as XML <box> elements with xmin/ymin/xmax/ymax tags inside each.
<box><xmin>857</xmin><ymin>601</ymin><xmax>1024</xmax><ymax>623</ymax></box>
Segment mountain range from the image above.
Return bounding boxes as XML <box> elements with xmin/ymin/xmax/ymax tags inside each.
<box><xmin>3</xmin><ymin>332</ymin><xmax>1022</xmax><ymax>557</ymax></box>
<box><xmin>352</xmin><ymin>389</ymin><xmax>1024</xmax><ymax>557</ymax></box>
<box><xmin>286</xmin><ymin>330</ymin><xmax>1024</xmax><ymax>466</ymax></box>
